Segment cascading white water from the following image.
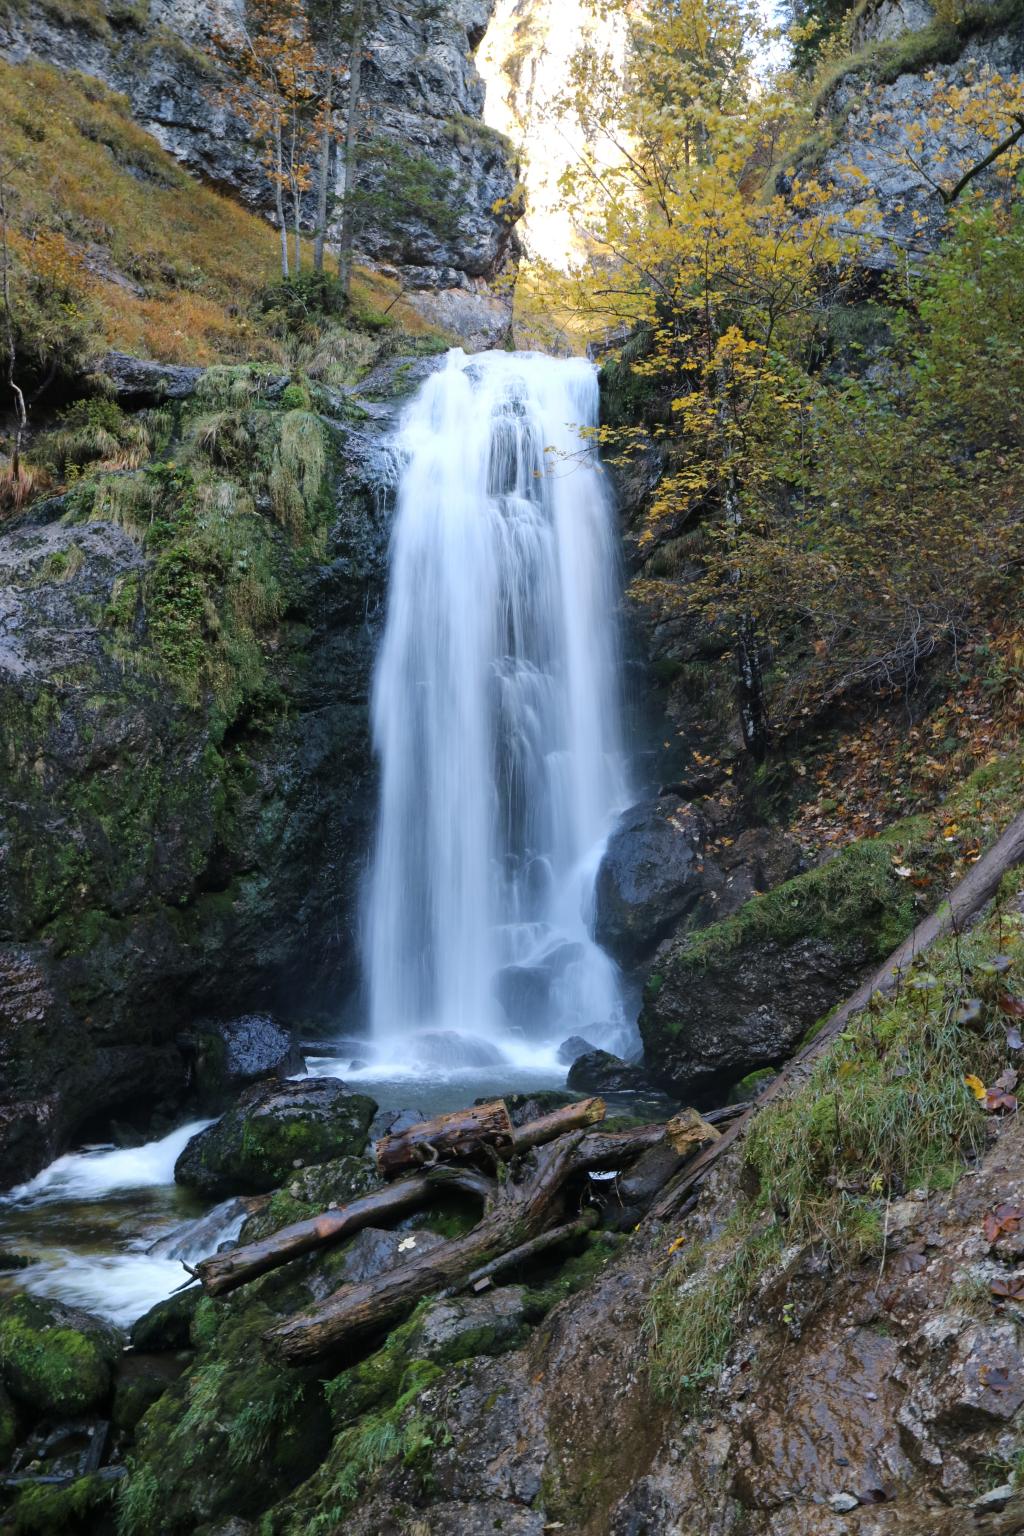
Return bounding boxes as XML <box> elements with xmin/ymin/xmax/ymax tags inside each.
<box><xmin>364</xmin><ymin>349</ymin><xmax>631</xmax><ymax>1073</ymax></box>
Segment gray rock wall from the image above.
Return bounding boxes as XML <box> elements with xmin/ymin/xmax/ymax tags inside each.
<box><xmin>0</xmin><ymin>0</ymin><xmax>522</xmax><ymax>347</ymax></box>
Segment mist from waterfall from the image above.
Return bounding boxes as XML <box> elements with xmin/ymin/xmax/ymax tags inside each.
<box><xmin>364</xmin><ymin>349</ymin><xmax>631</xmax><ymax>1076</ymax></box>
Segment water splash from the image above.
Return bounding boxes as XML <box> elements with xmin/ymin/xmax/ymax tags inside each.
<box><xmin>0</xmin><ymin>1123</ymin><xmax>244</xmax><ymax>1326</ymax></box>
<box><xmin>365</xmin><ymin>349</ymin><xmax>632</xmax><ymax>1071</ymax></box>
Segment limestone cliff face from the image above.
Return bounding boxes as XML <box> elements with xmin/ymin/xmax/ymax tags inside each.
<box><xmin>802</xmin><ymin>0</ymin><xmax>1024</xmax><ymax>262</ymax></box>
<box><xmin>0</xmin><ymin>0</ymin><xmax>522</xmax><ymax>347</ymax></box>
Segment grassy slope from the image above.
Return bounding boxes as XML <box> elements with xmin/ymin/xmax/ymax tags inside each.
<box><xmin>0</xmin><ymin>55</ymin><xmax>443</xmax><ymax>368</ymax></box>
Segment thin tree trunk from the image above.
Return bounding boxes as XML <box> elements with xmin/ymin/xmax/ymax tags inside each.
<box><xmin>649</xmin><ymin>808</ymin><xmax>1024</xmax><ymax>1221</ymax></box>
<box><xmin>337</xmin><ymin>6</ymin><xmax>364</xmax><ymax>300</ymax></box>
<box><xmin>0</xmin><ymin>167</ymin><xmax>26</xmax><ymax>481</ymax></box>
<box><xmin>274</xmin><ymin>121</ymin><xmax>289</xmax><ymax>279</ymax></box>
<box><xmin>314</xmin><ymin>97</ymin><xmax>332</xmax><ymax>273</ymax></box>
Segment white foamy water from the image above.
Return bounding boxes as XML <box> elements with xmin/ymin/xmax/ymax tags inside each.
<box><xmin>0</xmin><ymin>1123</ymin><xmax>244</xmax><ymax>1326</ymax></box>
<box><xmin>5</xmin><ymin>1120</ymin><xmax>213</xmax><ymax>1205</ymax></box>
<box><xmin>365</xmin><ymin>349</ymin><xmax>632</xmax><ymax>1072</ymax></box>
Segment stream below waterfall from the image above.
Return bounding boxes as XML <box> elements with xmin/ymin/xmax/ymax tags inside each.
<box><xmin>0</xmin><ymin>350</ymin><xmax>644</xmax><ymax>1327</ymax></box>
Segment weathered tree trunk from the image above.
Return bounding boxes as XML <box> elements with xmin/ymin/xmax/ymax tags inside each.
<box><xmin>454</xmin><ymin>1208</ymin><xmax>600</xmax><ymax>1295</ymax></box>
<box><xmin>313</xmin><ymin>101</ymin><xmax>332</xmax><ymax>273</ymax></box>
<box><xmin>264</xmin><ymin>1125</ymin><xmax>668</xmax><ymax>1362</ymax></box>
<box><xmin>274</xmin><ymin>122</ymin><xmax>289</xmax><ymax>278</ymax></box>
<box><xmin>337</xmin><ymin>9</ymin><xmax>363</xmax><ymax>299</ymax></box>
<box><xmin>192</xmin><ymin>1165</ymin><xmax>493</xmax><ymax>1297</ymax></box>
<box><xmin>508</xmin><ymin>1096</ymin><xmax>606</xmax><ymax>1153</ymax></box>
<box><xmin>649</xmin><ymin>808</ymin><xmax>1024</xmax><ymax>1221</ymax></box>
<box><xmin>375</xmin><ymin>1096</ymin><xmax>606</xmax><ymax>1176</ymax></box>
<box><xmin>375</xmin><ymin>1100</ymin><xmax>514</xmax><ymax>1177</ymax></box>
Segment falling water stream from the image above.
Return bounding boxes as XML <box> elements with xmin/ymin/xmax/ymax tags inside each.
<box><xmin>332</xmin><ymin>348</ymin><xmax>633</xmax><ymax>1101</ymax></box>
<box><xmin>0</xmin><ymin>350</ymin><xmax>635</xmax><ymax>1321</ymax></box>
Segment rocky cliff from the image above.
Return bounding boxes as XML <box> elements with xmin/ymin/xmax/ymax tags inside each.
<box><xmin>0</xmin><ymin>0</ymin><xmax>522</xmax><ymax>348</ymax></box>
<box><xmin>0</xmin><ymin>353</ymin><xmax>437</xmax><ymax>1184</ymax></box>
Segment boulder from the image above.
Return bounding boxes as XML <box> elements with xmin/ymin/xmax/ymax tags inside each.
<box><xmin>93</xmin><ymin>351</ymin><xmax>204</xmax><ymax>404</ymax></box>
<box><xmin>130</xmin><ymin>1288</ymin><xmax>201</xmax><ymax>1354</ymax></box>
<box><xmin>183</xmin><ymin>1015</ymin><xmax>305</xmax><ymax>1104</ymax></box>
<box><xmin>641</xmin><ymin>935</ymin><xmax>870</xmax><ymax>1098</ymax></box>
<box><xmin>173</xmin><ymin>1078</ymin><xmax>377</xmax><ymax>1197</ymax></box>
<box><xmin>0</xmin><ymin>1294</ymin><xmax>123</xmax><ymax>1417</ymax></box>
<box><xmin>566</xmin><ymin>1050</ymin><xmax>653</xmax><ymax>1095</ymax></box>
<box><xmin>236</xmin><ymin>1155</ymin><xmax>380</xmax><ymax>1245</ymax></box>
<box><xmin>594</xmin><ymin>798</ymin><xmax>712</xmax><ymax>967</ymax></box>
<box><xmin>556</xmin><ymin>1035</ymin><xmax>596</xmax><ymax>1066</ymax></box>
<box><xmin>494</xmin><ymin>943</ymin><xmax>585</xmax><ymax>1037</ymax></box>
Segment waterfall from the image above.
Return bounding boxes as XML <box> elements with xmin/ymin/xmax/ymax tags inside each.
<box><xmin>365</xmin><ymin>349</ymin><xmax>631</xmax><ymax>1072</ymax></box>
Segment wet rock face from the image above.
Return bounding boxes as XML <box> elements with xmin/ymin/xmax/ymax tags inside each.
<box><xmin>174</xmin><ymin>1077</ymin><xmax>378</xmax><ymax>1196</ymax></box>
<box><xmin>0</xmin><ymin>362</ymin><xmax>421</xmax><ymax>1186</ymax></box>
<box><xmin>594</xmin><ymin>796</ymin><xmax>711</xmax><ymax>967</ymax></box>
<box><xmin>184</xmin><ymin>1015</ymin><xmax>305</xmax><ymax>1104</ymax></box>
<box><xmin>0</xmin><ymin>0</ymin><xmax>521</xmax><ymax>332</ymax></box>
<box><xmin>641</xmin><ymin>934</ymin><xmax>871</xmax><ymax>1098</ymax></box>
<box><xmin>565</xmin><ymin>1049</ymin><xmax>654</xmax><ymax>1095</ymax></box>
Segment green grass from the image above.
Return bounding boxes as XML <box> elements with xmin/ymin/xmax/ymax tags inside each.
<box><xmin>647</xmin><ymin>813</ymin><xmax>1024</xmax><ymax>1404</ymax></box>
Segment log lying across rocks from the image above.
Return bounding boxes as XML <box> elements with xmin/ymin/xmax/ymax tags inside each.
<box><xmin>191</xmin><ymin>1091</ymin><xmax>725</xmax><ymax>1361</ymax></box>
<box><xmin>374</xmin><ymin>1095</ymin><xmax>606</xmax><ymax>1176</ymax></box>
<box><xmin>192</xmin><ymin>1165</ymin><xmax>496</xmax><ymax>1297</ymax></box>
<box><xmin>648</xmin><ymin>806</ymin><xmax>1024</xmax><ymax>1223</ymax></box>
<box><xmin>263</xmin><ymin>1123</ymin><xmax>670</xmax><ymax>1363</ymax></box>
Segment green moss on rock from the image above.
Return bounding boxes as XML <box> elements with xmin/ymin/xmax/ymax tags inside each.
<box><xmin>0</xmin><ymin>1294</ymin><xmax>122</xmax><ymax>1417</ymax></box>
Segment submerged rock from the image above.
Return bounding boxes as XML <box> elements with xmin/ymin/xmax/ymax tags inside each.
<box><xmin>0</xmin><ymin>1294</ymin><xmax>123</xmax><ymax>1417</ymax></box>
<box><xmin>173</xmin><ymin>1078</ymin><xmax>377</xmax><ymax>1196</ymax></box>
<box><xmin>593</xmin><ymin>797</ymin><xmax>711</xmax><ymax>967</ymax></box>
<box><xmin>557</xmin><ymin>1034</ymin><xmax>596</xmax><ymax>1065</ymax></box>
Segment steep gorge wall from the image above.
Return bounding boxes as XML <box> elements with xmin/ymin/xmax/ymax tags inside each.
<box><xmin>0</xmin><ymin>0</ymin><xmax>522</xmax><ymax>346</ymax></box>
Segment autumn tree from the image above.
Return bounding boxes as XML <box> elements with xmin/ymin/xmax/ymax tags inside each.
<box><xmin>213</xmin><ymin>0</ymin><xmax>318</xmax><ymax>277</ymax></box>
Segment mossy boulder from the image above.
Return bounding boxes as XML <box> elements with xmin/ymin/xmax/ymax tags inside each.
<box><xmin>119</xmin><ymin>1297</ymin><xmax>330</xmax><ymax>1533</ymax></box>
<box><xmin>174</xmin><ymin>1078</ymin><xmax>378</xmax><ymax>1196</ymax></box>
<box><xmin>639</xmin><ymin>829</ymin><xmax>924</xmax><ymax>1098</ymax></box>
<box><xmin>130</xmin><ymin>1286</ymin><xmax>201</xmax><ymax>1353</ymax></box>
<box><xmin>0</xmin><ymin>1294</ymin><xmax>123</xmax><ymax>1417</ymax></box>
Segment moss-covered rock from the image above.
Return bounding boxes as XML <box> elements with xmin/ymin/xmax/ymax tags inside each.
<box><xmin>130</xmin><ymin>1287</ymin><xmax>201</xmax><ymax>1354</ymax></box>
<box><xmin>117</xmin><ymin>1294</ymin><xmax>330</xmax><ymax>1534</ymax></box>
<box><xmin>6</xmin><ymin>1470</ymin><xmax>120</xmax><ymax>1534</ymax></box>
<box><xmin>0</xmin><ymin>1294</ymin><xmax>123</xmax><ymax>1417</ymax></box>
<box><xmin>639</xmin><ymin>824</ymin><xmax>928</xmax><ymax>1098</ymax></box>
<box><xmin>174</xmin><ymin>1079</ymin><xmax>377</xmax><ymax>1196</ymax></box>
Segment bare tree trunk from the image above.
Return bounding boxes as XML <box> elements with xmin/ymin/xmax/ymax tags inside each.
<box><xmin>274</xmin><ymin>122</ymin><xmax>289</xmax><ymax>279</ymax></box>
<box><xmin>193</xmin><ymin>1165</ymin><xmax>494</xmax><ymax>1297</ymax></box>
<box><xmin>0</xmin><ymin>167</ymin><xmax>26</xmax><ymax>482</ymax></box>
<box><xmin>337</xmin><ymin>5</ymin><xmax>364</xmax><ymax>300</ymax></box>
<box><xmin>314</xmin><ymin>98</ymin><xmax>332</xmax><ymax>273</ymax></box>
<box><xmin>649</xmin><ymin>808</ymin><xmax>1024</xmax><ymax>1221</ymax></box>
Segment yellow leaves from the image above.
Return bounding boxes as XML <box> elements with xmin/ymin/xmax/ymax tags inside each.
<box><xmin>964</xmin><ymin>1074</ymin><xmax>987</xmax><ymax>1101</ymax></box>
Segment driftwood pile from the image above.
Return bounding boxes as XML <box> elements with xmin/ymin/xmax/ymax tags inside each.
<box><xmin>188</xmin><ymin>1094</ymin><xmax>740</xmax><ymax>1364</ymax></box>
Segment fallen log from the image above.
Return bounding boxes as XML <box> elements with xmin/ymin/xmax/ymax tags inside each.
<box><xmin>648</xmin><ymin>807</ymin><xmax>1024</xmax><ymax>1222</ymax></box>
<box><xmin>374</xmin><ymin>1099</ymin><xmax>514</xmax><ymax>1177</ymax></box>
<box><xmin>508</xmin><ymin>1096</ymin><xmax>606</xmax><ymax>1155</ymax></box>
<box><xmin>196</xmin><ymin>1099</ymin><xmax>605</xmax><ymax>1297</ymax></box>
<box><xmin>454</xmin><ymin>1208</ymin><xmax>600</xmax><ymax>1295</ymax></box>
<box><xmin>192</xmin><ymin>1165</ymin><xmax>494</xmax><ymax>1297</ymax></box>
<box><xmin>600</xmin><ymin>1110</ymin><xmax>721</xmax><ymax>1230</ymax></box>
<box><xmin>263</xmin><ymin>1123</ymin><xmax>669</xmax><ymax>1363</ymax></box>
